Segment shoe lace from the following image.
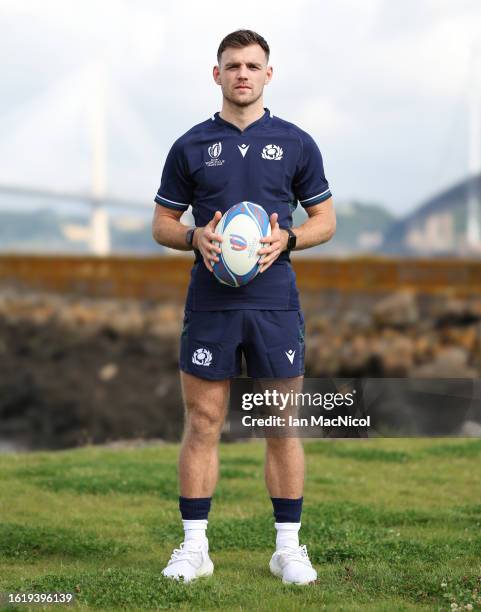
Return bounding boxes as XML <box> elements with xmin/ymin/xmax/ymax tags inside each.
<box><xmin>282</xmin><ymin>544</ymin><xmax>311</xmax><ymax>565</ymax></box>
<box><xmin>168</xmin><ymin>542</ymin><xmax>202</xmax><ymax>565</ymax></box>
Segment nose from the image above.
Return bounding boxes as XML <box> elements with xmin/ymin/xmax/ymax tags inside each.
<box><xmin>237</xmin><ymin>64</ymin><xmax>249</xmax><ymax>79</ymax></box>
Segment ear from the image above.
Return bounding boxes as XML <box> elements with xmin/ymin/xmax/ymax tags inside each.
<box><xmin>213</xmin><ymin>65</ymin><xmax>221</xmax><ymax>85</ymax></box>
<box><xmin>265</xmin><ymin>65</ymin><xmax>273</xmax><ymax>85</ymax></box>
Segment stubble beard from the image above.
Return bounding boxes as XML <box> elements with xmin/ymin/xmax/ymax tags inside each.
<box><xmin>223</xmin><ymin>87</ymin><xmax>263</xmax><ymax>109</ymax></box>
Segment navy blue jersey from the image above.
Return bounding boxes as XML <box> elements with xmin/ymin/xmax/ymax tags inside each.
<box><xmin>154</xmin><ymin>108</ymin><xmax>331</xmax><ymax>311</ymax></box>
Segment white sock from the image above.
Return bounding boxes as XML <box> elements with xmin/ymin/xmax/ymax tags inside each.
<box><xmin>275</xmin><ymin>522</ymin><xmax>301</xmax><ymax>550</ymax></box>
<box><xmin>182</xmin><ymin>519</ymin><xmax>208</xmax><ymax>546</ymax></box>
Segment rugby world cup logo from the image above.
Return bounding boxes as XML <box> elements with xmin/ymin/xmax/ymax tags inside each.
<box><xmin>208</xmin><ymin>142</ymin><xmax>222</xmax><ymax>159</ymax></box>
<box><xmin>262</xmin><ymin>144</ymin><xmax>283</xmax><ymax>160</ymax></box>
<box><xmin>229</xmin><ymin>234</ymin><xmax>247</xmax><ymax>251</ymax></box>
<box><xmin>206</xmin><ymin>142</ymin><xmax>224</xmax><ymax>166</ymax></box>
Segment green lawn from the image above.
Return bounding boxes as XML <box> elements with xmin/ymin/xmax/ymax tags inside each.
<box><xmin>1</xmin><ymin>438</ymin><xmax>481</xmax><ymax>611</ymax></box>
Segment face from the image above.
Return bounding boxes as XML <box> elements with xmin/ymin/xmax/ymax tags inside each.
<box><xmin>213</xmin><ymin>44</ymin><xmax>273</xmax><ymax>108</ymax></box>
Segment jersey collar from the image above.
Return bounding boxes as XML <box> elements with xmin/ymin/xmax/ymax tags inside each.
<box><xmin>211</xmin><ymin>107</ymin><xmax>273</xmax><ymax>133</ymax></box>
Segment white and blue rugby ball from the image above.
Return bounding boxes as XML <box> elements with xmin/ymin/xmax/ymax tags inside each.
<box><xmin>211</xmin><ymin>202</ymin><xmax>271</xmax><ymax>287</ymax></box>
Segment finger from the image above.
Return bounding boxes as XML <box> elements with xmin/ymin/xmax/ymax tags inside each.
<box><xmin>206</xmin><ymin>232</ymin><xmax>224</xmax><ymax>243</ymax></box>
<box><xmin>208</xmin><ymin>211</ymin><xmax>222</xmax><ymax>228</ymax></box>
<box><xmin>260</xmin><ymin>235</ymin><xmax>282</xmax><ymax>246</ymax></box>
<box><xmin>259</xmin><ymin>235</ymin><xmax>275</xmax><ymax>244</ymax></box>
<box><xmin>259</xmin><ymin>248</ymin><xmax>280</xmax><ymax>272</ymax></box>
<box><xmin>204</xmin><ymin>242</ymin><xmax>222</xmax><ymax>254</ymax></box>
<box><xmin>260</xmin><ymin>259</ymin><xmax>274</xmax><ymax>273</ymax></box>
<box><xmin>206</xmin><ymin>248</ymin><xmax>220</xmax><ymax>261</ymax></box>
<box><xmin>258</xmin><ymin>244</ymin><xmax>275</xmax><ymax>256</ymax></box>
<box><xmin>260</xmin><ymin>237</ymin><xmax>282</xmax><ymax>248</ymax></box>
<box><xmin>260</xmin><ymin>225</ymin><xmax>281</xmax><ymax>243</ymax></box>
<box><xmin>270</xmin><ymin>212</ymin><xmax>278</xmax><ymax>229</ymax></box>
<box><xmin>261</xmin><ymin>249</ymin><xmax>277</xmax><ymax>265</ymax></box>
<box><xmin>258</xmin><ymin>237</ymin><xmax>282</xmax><ymax>253</ymax></box>
<box><xmin>204</xmin><ymin>257</ymin><xmax>214</xmax><ymax>272</ymax></box>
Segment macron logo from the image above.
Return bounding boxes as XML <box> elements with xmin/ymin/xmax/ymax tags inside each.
<box><xmin>285</xmin><ymin>349</ymin><xmax>296</xmax><ymax>364</ymax></box>
<box><xmin>237</xmin><ymin>144</ymin><xmax>250</xmax><ymax>158</ymax></box>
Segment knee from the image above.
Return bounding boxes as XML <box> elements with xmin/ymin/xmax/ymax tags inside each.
<box><xmin>184</xmin><ymin>400</ymin><xmax>225</xmax><ymax>441</ymax></box>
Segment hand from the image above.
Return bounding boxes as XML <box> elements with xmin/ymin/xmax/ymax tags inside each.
<box><xmin>194</xmin><ymin>211</ymin><xmax>223</xmax><ymax>273</ymax></box>
<box><xmin>257</xmin><ymin>213</ymin><xmax>289</xmax><ymax>273</ymax></box>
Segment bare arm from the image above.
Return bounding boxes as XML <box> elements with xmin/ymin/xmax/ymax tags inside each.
<box><xmin>258</xmin><ymin>197</ymin><xmax>336</xmax><ymax>272</ymax></box>
<box><xmin>151</xmin><ymin>204</ymin><xmax>223</xmax><ymax>272</ymax></box>
<box><xmin>286</xmin><ymin>197</ymin><xmax>336</xmax><ymax>251</ymax></box>
<box><xmin>152</xmin><ymin>203</ymin><xmax>192</xmax><ymax>251</ymax></box>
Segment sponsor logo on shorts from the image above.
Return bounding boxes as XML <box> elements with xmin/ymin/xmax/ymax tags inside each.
<box><xmin>192</xmin><ymin>347</ymin><xmax>213</xmax><ymax>366</ymax></box>
<box><xmin>285</xmin><ymin>349</ymin><xmax>296</xmax><ymax>364</ymax></box>
<box><xmin>206</xmin><ymin>142</ymin><xmax>224</xmax><ymax>167</ymax></box>
<box><xmin>262</xmin><ymin>144</ymin><xmax>283</xmax><ymax>161</ymax></box>
<box><xmin>229</xmin><ymin>234</ymin><xmax>247</xmax><ymax>251</ymax></box>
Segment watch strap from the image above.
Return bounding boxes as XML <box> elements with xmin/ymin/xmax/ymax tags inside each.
<box><xmin>185</xmin><ymin>227</ymin><xmax>196</xmax><ymax>248</ymax></box>
<box><xmin>285</xmin><ymin>228</ymin><xmax>296</xmax><ymax>252</ymax></box>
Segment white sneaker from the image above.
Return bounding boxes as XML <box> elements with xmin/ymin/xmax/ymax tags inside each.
<box><xmin>162</xmin><ymin>540</ymin><xmax>214</xmax><ymax>583</ymax></box>
<box><xmin>269</xmin><ymin>544</ymin><xmax>317</xmax><ymax>585</ymax></box>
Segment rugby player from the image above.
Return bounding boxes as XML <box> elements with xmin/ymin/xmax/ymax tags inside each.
<box><xmin>152</xmin><ymin>29</ymin><xmax>336</xmax><ymax>584</ymax></box>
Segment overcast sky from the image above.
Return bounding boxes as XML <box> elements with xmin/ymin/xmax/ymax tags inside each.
<box><xmin>1</xmin><ymin>0</ymin><xmax>481</xmax><ymax>216</ymax></box>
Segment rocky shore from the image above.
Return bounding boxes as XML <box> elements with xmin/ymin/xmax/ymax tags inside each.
<box><xmin>1</xmin><ymin>286</ymin><xmax>481</xmax><ymax>450</ymax></box>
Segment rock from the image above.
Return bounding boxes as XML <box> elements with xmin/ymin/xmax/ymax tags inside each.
<box><xmin>437</xmin><ymin>326</ymin><xmax>477</xmax><ymax>352</ymax></box>
<box><xmin>373</xmin><ymin>291</ymin><xmax>418</xmax><ymax>328</ymax></box>
<box><xmin>433</xmin><ymin>297</ymin><xmax>481</xmax><ymax>327</ymax></box>
<box><xmin>412</xmin><ymin>334</ymin><xmax>437</xmax><ymax>363</ymax></box>
<box><xmin>306</xmin><ymin>315</ymin><xmax>329</xmax><ymax>334</ymax></box>
<box><xmin>306</xmin><ymin>336</ymin><xmax>341</xmax><ymax>376</ymax></box>
<box><xmin>410</xmin><ymin>346</ymin><xmax>477</xmax><ymax>377</ymax></box>
<box><xmin>343</xmin><ymin>310</ymin><xmax>373</xmax><ymax>331</ymax></box>
<box><xmin>371</xmin><ymin>333</ymin><xmax>414</xmax><ymax>376</ymax></box>
<box><xmin>98</xmin><ymin>363</ymin><xmax>119</xmax><ymax>382</ymax></box>
<box><xmin>338</xmin><ymin>335</ymin><xmax>372</xmax><ymax>375</ymax></box>
<box><xmin>457</xmin><ymin>420</ymin><xmax>481</xmax><ymax>436</ymax></box>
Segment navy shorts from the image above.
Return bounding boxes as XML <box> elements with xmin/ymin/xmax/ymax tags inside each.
<box><xmin>179</xmin><ymin>310</ymin><xmax>305</xmax><ymax>380</ymax></box>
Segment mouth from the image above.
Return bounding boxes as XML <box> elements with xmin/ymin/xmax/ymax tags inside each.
<box><xmin>235</xmin><ymin>85</ymin><xmax>251</xmax><ymax>90</ymax></box>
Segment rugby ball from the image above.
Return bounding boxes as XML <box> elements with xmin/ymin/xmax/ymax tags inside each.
<box><xmin>211</xmin><ymin>202</ymin><xmax>271</xmax><ymax>287</ymax></box>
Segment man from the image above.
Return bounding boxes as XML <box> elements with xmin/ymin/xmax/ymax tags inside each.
<box><xmin>152</xmin><ymin>29</ymin><xmax>335</xmax><ymax>585</ymax></box>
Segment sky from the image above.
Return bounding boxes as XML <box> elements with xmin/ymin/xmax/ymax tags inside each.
<box><xmin>1</xmin><ymin>0</ymin><xmax>481</xmax><ymax>217</ymax></box>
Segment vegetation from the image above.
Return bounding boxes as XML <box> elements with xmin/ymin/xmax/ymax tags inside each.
<box><xmin>1</xmin><ymin>438</ymin><xmax>480</xmax><ymax>610</ymax></box>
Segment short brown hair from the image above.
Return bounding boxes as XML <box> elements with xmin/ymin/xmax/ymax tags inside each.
<box><xmin>217</xmin><ymin>30</ymin><xmax>270</xmax><ymax>64</ymax></box>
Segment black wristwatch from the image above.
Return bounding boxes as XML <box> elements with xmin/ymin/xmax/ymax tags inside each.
<box><xmin>285</xmin><ymin>228</ymin><xmax>297</xmax><ymax>253</ymax></box>
<box><xmin>185</xmin><ymin>227</ymin><xmax>196</xmax><ymax>249</ymax></box>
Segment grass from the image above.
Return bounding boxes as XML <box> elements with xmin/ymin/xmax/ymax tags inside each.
<box><xmin>0</xmin><ymin>438</ymin><xmax>481</xmax><ymax>611</ymax></box>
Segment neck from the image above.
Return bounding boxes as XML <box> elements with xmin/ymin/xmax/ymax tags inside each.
<box><xmin>219</xmin><ymin>98</ymin><xmax>266</xmax><ymax>131</ymax></box>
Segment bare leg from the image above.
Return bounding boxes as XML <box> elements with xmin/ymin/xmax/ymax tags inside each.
<box><xmin>264</xmin><ymin>376</ymin><xmax>318</xmax><ymax>584</ymax></box>
<box><xmin>179</xmin><ymin>371</ymin><xmax>230</xmax><ymax>497</ymax></box>
<box><xmin>264</xmin><ymin>376</ymin><xmax>305</xmax><ymax>498</ymax></box>
<box><xmin>265</xmin><ymin>436</ymin><xmax>304</xmax><ymax>498</ymax></box>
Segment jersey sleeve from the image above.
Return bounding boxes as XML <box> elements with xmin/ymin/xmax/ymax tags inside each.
<box><xmin>154</xmin><ymin>139</ymin><xmax>194</xmax><ymax>211</ymax></box>
<box><xmin>293</xmin><ymin>132</ymin><xmax>332</xmax><ymax>208</ymax></box>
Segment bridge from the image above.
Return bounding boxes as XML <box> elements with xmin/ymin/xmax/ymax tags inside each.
<box><xmin>0</xmin><ymin>61</ymin><xmax>160</xmax><ymax>255</ymax></box>
<box><xmin>2</xmin><ymin>59</ymin><xmax>481</xmax><ymax>257</ymax></box>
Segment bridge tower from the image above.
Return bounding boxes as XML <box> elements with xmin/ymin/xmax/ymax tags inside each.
<box><xmin>88</xmin><ymin>61</ymin><xmax>111</xmax><ymax>256</ymax></box>
<box><xmin>466</xmin><ymin>53</ymin><xmax>481</xmax><ymax>249</ymax></box>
